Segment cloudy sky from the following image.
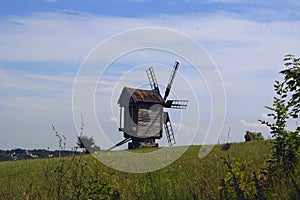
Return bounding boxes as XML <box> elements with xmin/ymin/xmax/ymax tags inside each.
<box><xmin>1</xmin><ymin>0</ymin><xmax>300</xmax><ymax>150</ymax></box>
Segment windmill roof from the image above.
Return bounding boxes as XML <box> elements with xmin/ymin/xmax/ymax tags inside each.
<box><xmin>118</xmin><ymin>87</ymin><xmax>164</xmax><ymax>105</ymax></box>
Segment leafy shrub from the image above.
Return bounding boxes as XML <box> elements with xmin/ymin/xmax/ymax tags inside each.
<box><xmin>44</xmin><ymin>125</ymin><xmax>120</xmax><ymax>200</ymax></box>
<box><xmin>247</xmin><ymin>131</ymin><xmax>264</xmax><ymax>141</ymax></box>
<box><xmin>219</xmin><ymin>157</ymin><xmax>257</xmax><ymax>200</ymax></box>
<box><xmin>260</xmin><ymin>54</ymin><xmax>300</xmax><ymax>176</ymax></box>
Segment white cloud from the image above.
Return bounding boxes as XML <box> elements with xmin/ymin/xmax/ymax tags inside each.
<box><xmin>0</xmin><ymin>69</ymin><xmax>74</xmax><ymax>96</ymax></box>
<box><xmin>1</xmin><ymin>12</ymin><xmax>299</xmax><ymax>64</ymax></box>
<box><xmin>260</xmin><ymin>113</ymin><xmax>273</xmax><ymax>120</ymax></box>
<box><xmin>239</xmin><ymin>119</ymin><xmax>268</xmax><ymax>129</ymax></box>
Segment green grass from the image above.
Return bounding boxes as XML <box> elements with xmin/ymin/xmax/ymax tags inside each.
<box><xmin>0</xmin><ymin>141</ymin><xmax>275</xmax><ymax>199</ymax></box>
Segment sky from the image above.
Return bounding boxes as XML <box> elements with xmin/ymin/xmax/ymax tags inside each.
<box><xmin>1</xmin><ymin>0</ymin><xmax>300</xmax><ymax>150</ymax></box>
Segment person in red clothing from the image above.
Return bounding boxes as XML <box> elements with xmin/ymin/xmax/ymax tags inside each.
<box><xmin>244</xmin><ymin>131</ymin><xmax>251</xmax><ymax>142</ymax></box>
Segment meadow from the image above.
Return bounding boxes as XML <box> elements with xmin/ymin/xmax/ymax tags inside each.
<box><xmin>1</xmin><ymin>140</ymin><xmax>286</xmax><ymax>199</ymax></box>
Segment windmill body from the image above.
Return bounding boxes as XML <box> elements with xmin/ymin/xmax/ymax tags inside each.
<box><xmin>113</xmin><ymin>61</ymin><xmax>188</xmax><ymax>150</ymax></box>
<box><xmin>118</xmin><ymin>87</ymin><xmax>164</xmax><ymax>148</ymax></box>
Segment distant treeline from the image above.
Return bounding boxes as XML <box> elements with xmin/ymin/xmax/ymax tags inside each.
<box><xmin>0</xmin><ymin>148</ymin><xmax>81</xmax><ymax>162</ymax></box>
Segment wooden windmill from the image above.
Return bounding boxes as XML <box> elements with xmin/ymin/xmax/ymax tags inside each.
<box><xmin>110</xmin><ymin>61</ymin><xmax>188</xmax><ymax>150</ymax></box>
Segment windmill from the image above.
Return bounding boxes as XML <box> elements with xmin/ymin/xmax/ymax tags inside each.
<box><xmin>109</xmin><ymin>61</ymin><xmax>188</xmax><ymax>150</ymax></box>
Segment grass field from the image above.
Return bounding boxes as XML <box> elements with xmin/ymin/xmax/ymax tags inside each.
<box><xmin>0</xmin><ymin>140</ymin><xmax>293</xmax><ymax>199</ymax></box>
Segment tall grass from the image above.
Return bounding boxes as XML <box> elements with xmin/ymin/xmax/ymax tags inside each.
<box><xmin>0</xmin><ymin>141</ymin><xmax>274</xmax><ymax>199</ymax></box>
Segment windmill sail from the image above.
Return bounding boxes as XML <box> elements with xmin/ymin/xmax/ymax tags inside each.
<box><xmin>163</xmin><ymin>61</ymin><xmax>179</xmax><ymax>101</ymax></box>
<box><xmin>107</xmin><ymin>138</ymin><xmax>132</xmax><ymax>151</ymax></box>
<box><xmin>146</xmin><ymin>67</ymin><xmax>160</xmax><ymax>92</ymax></box>
<box><xmin>163</xmin><ymin>112</ymin><xmax>176</xmax><ymax>146</ymax></box>
<box><xmin>165</xmin><ymin>100</ymin><xmax>188</xmax><ymax>109</ymax></box>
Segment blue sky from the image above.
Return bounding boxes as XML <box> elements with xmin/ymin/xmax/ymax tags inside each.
<box><xmin>1</xmin><ymin>0</ymin><xmax>300</xmax><ymax>150</ymax></box>
<box><xmin>2</xmin><ymin>0</ymin><xmax>300</xmax><ymax>20</ymax></box>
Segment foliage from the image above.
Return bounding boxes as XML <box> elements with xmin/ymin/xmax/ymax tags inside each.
<box><xmin>85</xmin><ymin>164</ymin><xmax>120</xmax><ymax>200</ymax></box>
<box><xmin>43</xmin><ymin>125</ymin><xmax>119</xmax><ymax>199</ymax></box>
<box><xmin>44</xmin><ymin>155</ymin><xmax>120</xmax><ymax>200</ymax></box>
<box><xmin>280</xmin><ymin>54</ymin><xmax>300</xmax><ymax>118</ymax></box>
<box><xmin>77</xmin><ymin>135</ymin><xmax>101</xmax><ymax>154</ymax></box>
<box><xmin>247</xmin><ymin>131</ymin><xmax>264</xmax><ymax>141</ymax></box>
<box><xmin>77</xmin><ymin>117</ymin><xmax>101</xmax><ymax>154</ymax></box>
<box><xmin>219</xmin><ymin>157</ymin><xmax>247</xmax><ymax>199</ymax></box>
<box><xmin>219</xmin><ymin>156</ymin><xmax>267</xmax><ymax>200</ymax></box>
<box><xmin>260</xmin><ymin>54</ymin><xmax>300</xmax><ymax>176</ymax></box>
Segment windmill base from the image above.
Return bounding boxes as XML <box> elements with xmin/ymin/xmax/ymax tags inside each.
<box><xmin>128</xmin><ymin>138</ymin><xmax>158</xmax><ymax>149</ymax></box>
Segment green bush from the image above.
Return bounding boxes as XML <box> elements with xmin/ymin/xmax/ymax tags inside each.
<box><xmin>247</xmin><ymin>131</ymin><xmax>264</xmax><ymax>141</ymax></box>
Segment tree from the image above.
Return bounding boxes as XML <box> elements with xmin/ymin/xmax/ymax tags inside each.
<box><xmin>247</xmin><ymin>131</ymin><xmax>264</xmax><ymax>141</ymax></box>
<box><xmin>260</xmin><ymin>54</ymin><xmax>300</xmax><ymax>176</ymax></box>
<box><xmin>77</xmin><ymin>135</ymin><xmax>100</xmax><ymax>154</ymax></box>
<box><xmin>77</xmin><ymin>116</ymin><xmax>100</xmax><ymax>154</ymax></box>
<box><xmin>280</xmin><ymin>54</ymin><xmax>300</xmax><ymax>118</ymax></box>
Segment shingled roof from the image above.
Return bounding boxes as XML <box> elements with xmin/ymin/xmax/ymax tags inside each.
<box><xmin>118</xmin><ymin>87</ymin><xmax>164</xmax><ymax>106</ymax></box>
